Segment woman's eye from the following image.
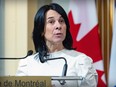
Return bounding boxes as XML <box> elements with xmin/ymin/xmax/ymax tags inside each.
<box><xmin>48</xmin><ymin>20</ymin><xmax>55</xmax><ymax>24</ymax></box>
<box><xmin>59</xmin><ymin>19</ymin><xmax>65</xmax><ymax>23</ymax></box>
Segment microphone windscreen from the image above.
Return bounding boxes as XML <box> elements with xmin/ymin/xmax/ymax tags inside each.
<box><xmin>40</xmin><ymin>57</ymin><xmax>45</xmax><ymax>63</ymax></box>
<box><xmin>27</xmin><ymin>50</ymin><xmax>33</xmax><ymax>57</ymax></box>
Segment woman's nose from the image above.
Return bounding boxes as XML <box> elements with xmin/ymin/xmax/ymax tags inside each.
<box><xmin>56</xmin><ymin>26</ymin><xmax>61</xmax><ymax>30</ymax></box>
<box><xmin>55</xmin><ymin>21</ymin><xmax>61</xmax><ymax>30</ymax></box>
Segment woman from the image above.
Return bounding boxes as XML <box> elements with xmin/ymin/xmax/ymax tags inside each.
<box><xmin>16</xmin><ymin>3</ymin><xmax>98</xmax><ymax>87</ymax></box>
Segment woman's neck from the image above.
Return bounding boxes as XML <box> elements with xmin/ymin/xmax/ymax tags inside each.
<box><xmin>46</xmin><ymin>42</ymin><xmax>64</xmax><ymax>53</ymax></box>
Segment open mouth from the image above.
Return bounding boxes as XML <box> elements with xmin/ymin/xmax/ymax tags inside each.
<box><xmin>55</xmin><ymin>33</ymin><xmax>63</xmax><ymax>37</ymax></box>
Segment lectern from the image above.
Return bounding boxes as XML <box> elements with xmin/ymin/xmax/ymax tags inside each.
<box><xmin>0</xmin><ymin>76</ymin><xmax>83</xmax><ymax>87</ymax></box>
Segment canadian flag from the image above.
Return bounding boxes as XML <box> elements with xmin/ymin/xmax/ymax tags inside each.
<box><xmin>68</xmin><ymin>0</ymin><xmax>107</xmax><ymax>87</ymax></box>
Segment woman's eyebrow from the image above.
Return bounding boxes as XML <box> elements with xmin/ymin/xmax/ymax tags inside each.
<box><xmin>47</xmin><ymin>17</ymin><xmax>54</xmax><ymax>20</ymax></box>
<box><xmin>47</xmin><ymin>16</ymin><xmax>62</xmax><ymax>20</ymax></box>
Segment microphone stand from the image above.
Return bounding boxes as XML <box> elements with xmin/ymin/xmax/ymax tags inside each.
<box><xmin>43</xmin><ymin>57</ymin><xmax>68</xmax><ymax>85</ymax></box>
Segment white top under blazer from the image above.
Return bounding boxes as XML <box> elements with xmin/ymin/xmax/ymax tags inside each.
<box><xmin>16</xmin><ymin>49</ymin><xmax>98</xmax><ymax>87</ymax></box>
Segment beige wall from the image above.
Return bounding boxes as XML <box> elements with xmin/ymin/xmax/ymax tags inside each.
<box><xmin>0</xmin><ymin>0</ymin><xmax>28</xmax><ymax>76</ymax></box>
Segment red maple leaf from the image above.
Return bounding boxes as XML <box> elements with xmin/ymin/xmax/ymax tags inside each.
<box><xmin>68</xmin><ymin>11</ymin><xmax>107</xmax><ymax>87</ymax></box>
<box><xmin>68</xmin><ymin>11</ymin><xmax>81</xmax><ymax>49</ymax></box>
<box><xmin>97</xmin><ymin>70</ymin><xmax>107</xmax><ymax>87</ymax></box>
<box><xmin>68</xmin><ymin>11</ymin><xmax>102</xmax><ymax>62</ymax></box>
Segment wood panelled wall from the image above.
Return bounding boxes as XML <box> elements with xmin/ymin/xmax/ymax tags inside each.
<box><xmin>28</xmin><ymin>0</ymin><xmax>38</xmax><ymax>53</ymax></box>
<box><xmin>96</xmin><ymin>0</ymin><xmax>114</xmax><ymax>85</ymax></box>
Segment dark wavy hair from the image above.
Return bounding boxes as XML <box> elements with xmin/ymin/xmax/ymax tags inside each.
<box><xmin>32</xmin><ymin>3</ymin><xmax>74</xmax><ymax>60</ymax></box>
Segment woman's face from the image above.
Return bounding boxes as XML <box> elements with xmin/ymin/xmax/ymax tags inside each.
<box><xmin>44</xmin><ymin>10</ymin><xmax>66</xmax><ymax>45</ymax></box>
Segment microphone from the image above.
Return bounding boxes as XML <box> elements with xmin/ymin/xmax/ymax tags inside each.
<box><xmin>0</xmin><ymin>50</ymin><xmax>33</xmax><ymax>60</ymax></box>
<box><xmin>40</xmin><ymin>57</ymin><xmax>68</xmax><ymax>85</ymax></box>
